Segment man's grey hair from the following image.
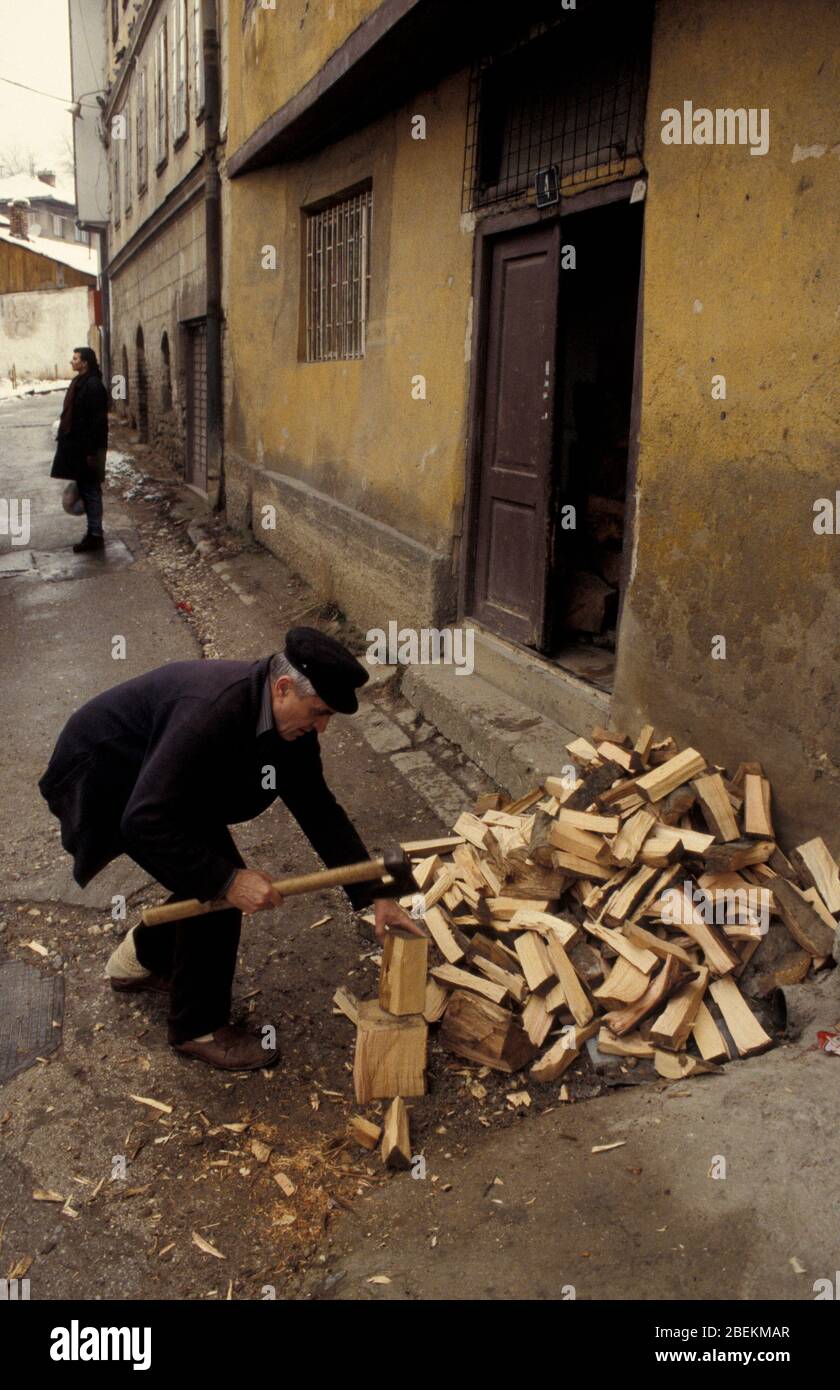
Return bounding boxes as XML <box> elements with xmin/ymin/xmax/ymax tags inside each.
<box><xmin>269</xmin><ymin>650</ymin><xmax>316</xmax><ymax>697</ymax></box>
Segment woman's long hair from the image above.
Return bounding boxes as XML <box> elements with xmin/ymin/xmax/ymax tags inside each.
<box><xmin>74</xmin><ymin>346</ymin><xmax>102</xmax><ymax>378</ymax></box>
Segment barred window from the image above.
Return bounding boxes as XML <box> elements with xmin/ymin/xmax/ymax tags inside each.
<box><xmin>123</xmin><ymin>99</ymin><xmax>132</xmax><ymax>213</ymax></box>
<box><xmin>137</xmin><ymin>66</ymin><xmax>148</xmax><ymax>192</ymax></box>
<box><xmin>113</xmin><ymin>140</ymin><xmax>121</xmax><ymax>225</ymax></box>
<box><xmin>304</xmin><ymin>186</ymin><xmax>372</xmax><ymax>362</ymax></box>
<box><xmin>155</xmin><ymin>20</ymin><xmax>168</xmax><ymax>167</ymax></box>
<box><xmin>463</xmin><ymin>3</ymin><xmax>652</xmax><ymax>212</ymax></box>
<box><xmin>171</xmin><ymin>0</ymin><xmax>188</xmax><ymax>143</ymax></box>
<box><xmin>192</xmin><ymin>0</ymin><xmax>204</xmax><ymax>116</ymax></box>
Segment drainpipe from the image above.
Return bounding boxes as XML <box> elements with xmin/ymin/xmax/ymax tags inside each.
<box><xmin>202</xmin><ymin>0</ymin><xmax>223</xmax><ymax>509</ymax></box>
<box><xmin>99</xmin><ymin>225</ymin><xmax>111</xmax><ymax>391</ymax></box>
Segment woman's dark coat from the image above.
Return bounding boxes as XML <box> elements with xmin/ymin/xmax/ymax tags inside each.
<box><xmin>38</xmin><ymin>656</ymin><xmax>375</xmax><ymax>909</ymax></box>
<box><xmin>51</xmin><ymin>372</ymin><xmax>110</xmax><ymax>483</ymax></box>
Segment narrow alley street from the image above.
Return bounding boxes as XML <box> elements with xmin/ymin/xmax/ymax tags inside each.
<box><xmin>1</xmin><ymin>395</ymin><xmax>838</xmax><ymax>1304</ymax></box>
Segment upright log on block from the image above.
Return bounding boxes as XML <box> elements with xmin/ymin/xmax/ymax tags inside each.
<box><xmin>353</xmin><ymin>1001</ymin><xmax>427</xmax><ymax>1103</ymax></box>
<box><xmin>441</xmin><ymin>989</ymin><xmax>537</xmax><ymax>1073</ymax></box>
<box><xmin>378</xmin><ymin>929</ymin><xmax>429</xmax><ymax>1015</ymax></box>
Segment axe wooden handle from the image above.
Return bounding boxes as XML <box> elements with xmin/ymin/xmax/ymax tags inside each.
<box><xmin>141</xmin><ymin>857</ymin><xmax>390</xmax><ymax>927</ymax></box>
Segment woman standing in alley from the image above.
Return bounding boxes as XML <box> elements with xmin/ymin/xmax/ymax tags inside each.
<box><xmin>52</xmin><ymin>347</ymin><xmax>110</xmax><ymax>553</ymax></box>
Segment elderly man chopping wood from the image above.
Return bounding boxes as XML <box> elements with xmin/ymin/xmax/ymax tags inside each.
<box><xmin>39</xmin><ymin>628</ymin><xmax>420</xmax><ymax>1071</ymax></box>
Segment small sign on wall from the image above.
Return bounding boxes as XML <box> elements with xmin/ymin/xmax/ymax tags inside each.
<box><xmin>535</xmin><ymin>164</ymin><xmax>559</xmax><ymax>207</ymax></box>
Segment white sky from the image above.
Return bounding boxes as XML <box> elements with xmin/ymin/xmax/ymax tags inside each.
<box><xmin>0</xmin><ymin>0</ymin><xmax>75</xmax><ymax>176</ymax></box>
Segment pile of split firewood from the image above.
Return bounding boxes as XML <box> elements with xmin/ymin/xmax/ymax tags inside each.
<box><xmin>338</xmin><ymin>724</ymin><xmax>839</xmax><ymax>1162</ymax></box>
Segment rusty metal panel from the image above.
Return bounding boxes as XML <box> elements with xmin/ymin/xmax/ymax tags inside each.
<box><xmin>186</xmin><ymin>320</ymin><xmax>207</xmax><ymax>490</ymax></box>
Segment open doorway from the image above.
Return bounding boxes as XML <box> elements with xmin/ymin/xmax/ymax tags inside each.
<box><xmin>548</xmin><ymin>197</ymin><xmax>643</xmax><ymax>690</ymax></box>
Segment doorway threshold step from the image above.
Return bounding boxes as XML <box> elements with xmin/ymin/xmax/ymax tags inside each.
<box><xmin>401</xmin><ymin>662</ymin><xmax>583</xmax><ymax>800</ymax></box>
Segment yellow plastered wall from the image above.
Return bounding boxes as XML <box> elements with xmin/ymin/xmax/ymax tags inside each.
<box><xmin>613</xmin><ymin>0</ymin><xmax>840</xmax><ymax>843</ymax></box>
<box><xmin>224</xmin><ymin>68</ymin><xmax>473</xmax><ymax>551</ymax></box>
<box><xmin>231</xmin><ymin>0</ymin><xmax>383</xmax><ymax>151</ymax></box>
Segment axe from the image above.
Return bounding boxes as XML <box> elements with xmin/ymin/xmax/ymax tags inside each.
<box><xmin>140</xmin><ymin>846</ymin><xmax>416</xmax><ymax>927</ymax></box>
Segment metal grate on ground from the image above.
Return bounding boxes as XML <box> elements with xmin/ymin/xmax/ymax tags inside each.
<box><xmin>0</xmin><ymin>960</ymin><xmax>64</xmax><ymax>1085</ymax></box>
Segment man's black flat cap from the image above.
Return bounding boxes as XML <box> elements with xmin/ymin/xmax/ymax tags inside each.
<box><xmin>285</xmin><ymin>626</ymin><xmax>369</xmax><ymax>714</ymax></box>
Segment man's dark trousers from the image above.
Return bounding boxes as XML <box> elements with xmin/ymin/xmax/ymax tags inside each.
<box><xmin>132</xmin><ymin>828</ymin><xmax>246</xmax><ymax>1044</ymax></box>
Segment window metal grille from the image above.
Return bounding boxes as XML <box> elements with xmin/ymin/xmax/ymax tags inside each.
<box><xmin>123</xmin><ymin>100</ymin><xmax>132</xmax><ymax>212</ymax></box>
<box><xmin>137</xmin><ymin>66</ymin><xmax>147</xmax><ymax>192</ymax></box>
<box><xmin>304</xmin><ymin>187</ymin><xmax>372</xmax><ymax>362</ymax></box>
<box><xmin>462</xmin><ymin>3</ymin><xmax>652</xmax><ymax>213</ymax></box>
<box><xmin>172</xmin><ymin>0</ymin><xmax>188</xmax><ymax>142</ymax></box>
<box><xmin>192</xmin><ymin>0</ymin><xmax>204</xmax><ymax>116</ymax></box>
<box><xmin>155</xmin><ymin>21</ymin><xmax>168</xmax><ymax>166</ymax></box>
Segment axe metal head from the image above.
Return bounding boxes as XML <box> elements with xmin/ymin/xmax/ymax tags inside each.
<box><xmin>377</xmin><ymin>847</ymin><xmax>416</xmax><ymax>898</ymax></box>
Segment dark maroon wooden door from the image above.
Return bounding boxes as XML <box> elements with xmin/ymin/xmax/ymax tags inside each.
<box><xmin>472</xmin><ymin>223</ymin><xmax>560</xmax><ymax>647</ymax></box>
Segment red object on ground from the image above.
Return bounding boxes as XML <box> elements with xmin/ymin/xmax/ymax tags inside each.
<box><xmin>176</xmin><ymin>600</ymin><xmax>193</xmax><ymax>613</ymax></box>
<box><xmin>817</xmin><ymin>1031</ymin><xmax>840</xmax><ymax>1055</ymax></box>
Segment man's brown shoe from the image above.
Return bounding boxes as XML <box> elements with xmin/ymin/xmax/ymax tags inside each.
<box><xmin>171</xmin><ymin>1025</ymin><xmax>280</xmax><ymax>1071</ymax></box>
<box><xmin>110</xmin><ymin>973</ymin><xmax>171</xmax><ymax>994</ymax></box>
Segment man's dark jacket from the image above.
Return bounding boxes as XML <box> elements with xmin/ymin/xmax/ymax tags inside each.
<box><xmin>38</xmin><ymin>656</ymin><xmax>374</xmax><ymax>909</ymax></box>
<box><xmin>51</xmin><ymin>373</ymin><xmax>110</xmax><ymax>483</ymax></box>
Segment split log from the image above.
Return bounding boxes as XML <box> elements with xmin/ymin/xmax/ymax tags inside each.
<box><xmin>691</xmin><ymin>1000</ymin><xmax>730</xmax><ymax>1063</ymax></box>
<box><xmin>583</xmin><ymin>921</ymin><xmax>659</xmax><ymax>974</ymax></box>
<box><xmin>423</xmin><ymin>906</ymin><xmax>468</xmax><ymax>964</ymax></box>
<box><xmin>403</xmin><ymin>836</ymin><xmax>465</xmax><ymax>855</ymax></box>
<box><xmin>379</xmin><ymin>930</ymin><xmax>429</xmax><ymax>1016</ymax></box>
<box><xmin>649</xmin><ymin>967</ymin><xmax>709</xmax><ymax>1051</ymax></box>
<box><xmin>770</xmin><ymin>876</ymin><xmax>836</xmax><ymax>957</ymax></box>
<box><xmin>593</xmin><ymin>957</ymin><xmax>650</xmax><ymax>1009</ymax></box>
<box><xmin>692</xmin><ymin>773</ymin><xmax>740</xmax><ymax>842</ymax></box>
<box><xmin>633</xmin><ymin>724</ymin><xmax>656</xmax><ymax>762</ymax></box>
<box><xmin>332</xmin><ymin>987</ymin><xmax>360</xmax><ymax>1024</ymax></box>
<box><xmin>654</xmin><ymin>1051</ymin><xmax>721</xmax><ymax>1079</ymax></box>
<box><xmin>790</xmin><ymin>837</ymin><xmax>840</xmax><ymax>915</ymax></box>
<box><xmin>549</xmin><ymin>820</ymin><xmax>614</xmax><ymax>864</ymax></box>
<box><xmin>708</xmin><ymin>976</ymin><xmax>773</xmax><ymax>1057</ymax></box>
<box><xmin>564</xmin><ymin>760</ymin><xmax>625</xmax><ymax>810</ymax></box>
<box><xmin>430</xmin><ymin>963</ymin><xmax>508</xmax><ymax>1006</ymax></box>
<box><xmin>472</xmin><ymin>955</ymin><xmax>528</xmax><ymax>1005</ymax></box>
<box><xmin>530</xmin><ymin>1019</ymin><xmax>599</xmax><ymax>1083</ymax></box>
<box><xmin>347</xmin><ymin>1116</ymin><xmax>383</xmax><ymax>1150</ymax></box>
<box><xmin>441</xmin><ymin>990</ymin><xmax>537</xmax><ymax>1073</ymax></box>
<box><xmin>507</xmin><ymin>910</ymin><xmax>578</xmax><ymax>947</ymax></box>
<box><xmin>453</xmin><ymin>812</ymin><xmax>491</xmax><ymax>850</ymax></box>
<box><xmin>624</xmin><ymin>921</ymin><xmax>697</xmax><ymax>967</ymax></box>
<box><xmin>601</xmin><ymin>955</ymin><xmax>687</xmax><ymax>1036</ymax></box>
<box><xmin>381</xmin><ymin>1097</ymin><xmax>412</xmax><ymax>1170</ymax></box>
<box><xmin>661</xmin><ymin>889</ymin><xmax>740</xmax><ymax>977</ymax></box>
<box><xmin>411</xmin><ymin>855</ymin><xmax>443</xmax><ymax>892</ymax></box>
<box><xmin>423</xmin><ymin>978</ymin><xmax>449</xmax><ymax>1023</ymax></box>
<box><xmin>556</xmin><ymin>808</ymin><xmax>621</xmax><ymax>835</ymax></box>
<box><xmin>566</xmin><ymin>737</ymin><xmax>601</xmax><ymax>765</ymax></box>
<box><xmin>658</xmin><ymin>784</ymin><xmax>697</xmax><ymax>826</ymax></box>
<box><xmin>521</xmin><ymin>993</ymin><xmax>555</xmax><ymax>1048</ymax></box>
<box><xmin>704</xmin><ymin>839</ymin><xmax>775</xmax><ymax>873</ymax></box>
<box><xmin>353</xmin><ymin>1002</ymin><xmax>427</xmax><ymax>1103</ymax></box>
<box><xmin>597</xmin><ymin>1027</ymin><xmax>654</xmax><ymax>1058</ymax></box>
<box><xmin>636</xmin><ymin>748</ymin><xmax>707</xmax><ymax>802</ymax></box>
<box><xmin>602</xmin><ymin>865</ymin><xmax>660</xmax><ymax>925</ymax></box>
<box><xmin>610</xmin><ymin>808</ymin><xmax>657</xmax><ymax>867</ymax></box>
<box><xmin>514</xmin><ymin>933</ymin><xmax>556</xmax><ymax>993</ymax></box>
<box><xmin>542</xmin><ymin>931</ymin><xmax>594</xmax><ymax>1026</ymax></box>
<box><xmin>743</xmin><ymin>775</ymin><xmax>774</xmax><ymax>838</ymax></box>
<box><xmin>597</xmin><ymin>741</ymin><xmax>642</xmax><ymax>773</ymax></box>
<box><xmin>467</xmin><ymin>933</ymin><xmax>522</xmax><ymax>971</ymax></box>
